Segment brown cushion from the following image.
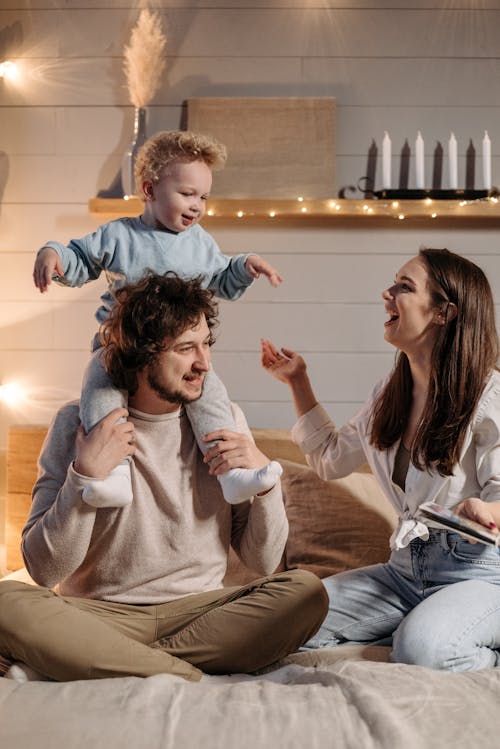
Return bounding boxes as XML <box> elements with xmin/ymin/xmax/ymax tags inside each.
<box><xmin>280</xmin><ymin>459</ymin><xmax>397</xmax><ymax>578</ymax></box>
<box><xmin>252</xmin><ymin>429</ymin><xmax>307</xmax><ymax>465</ymax></box>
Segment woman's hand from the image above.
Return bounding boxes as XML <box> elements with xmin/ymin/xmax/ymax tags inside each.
<box><xmin>261</xmin><ymin>339</ymin><xmax>306</xmax><ymax>384</ymax></box>
<box><xmin>202</xmin><ymin>430</ymin><xmax>269</xmax><ymax>475</ymax></box>
<box><xmin>454</xmin><ymin>497</ymin><xmax>499</xmax><ymax>542</ymax></box>
<box><xmin>261</xmin><ymin>339</ymin><xmax>318</xmax><ymax>418</ymax></box>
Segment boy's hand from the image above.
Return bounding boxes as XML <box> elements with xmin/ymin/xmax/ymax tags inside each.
<box><xmin>245</xmin><ymin>255</ymin><xmax>283</xmax><ymax>287</ymax></box>
<box><xmin>33</xmin><ymin>247</ymin><xmax>64</xmax><ymax>293</ymax></box>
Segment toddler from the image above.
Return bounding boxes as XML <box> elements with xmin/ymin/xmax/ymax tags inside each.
<box><xmin>33</xmin><ymin>130</ymin><xmax>283</xmax><ymax>507</ymax></box>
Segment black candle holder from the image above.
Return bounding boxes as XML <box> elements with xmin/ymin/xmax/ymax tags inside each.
<box><xmin>372</xmin><ymin>188</ymin><xmax>496</xmax><ymax>201</ymax></box>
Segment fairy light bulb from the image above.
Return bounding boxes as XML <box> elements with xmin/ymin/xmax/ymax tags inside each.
<box><xmin>0</xmin><ymin>61</ymin><xmax>19</xmax><ymax>81</ymax></box>
<box><xmin>0</xmin><ymin>382</ymin><xmax>23</xmax><ymax>405</ymax></box>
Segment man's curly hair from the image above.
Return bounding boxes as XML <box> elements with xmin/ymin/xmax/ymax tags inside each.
<box><xmin>100</xmin><ymin>273</ymin><xmax>219</xmax><ymax>395</ymax></box>
<box><xmin>134</xmin><ymin>129</ymin><xmax>227</xmax><ymax>196</ymax></box>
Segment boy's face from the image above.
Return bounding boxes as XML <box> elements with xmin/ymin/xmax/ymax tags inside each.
<box><xmin>142</xmin><ymin>159</ymin><xmax>212</xmax><ymax>233</ymax></box>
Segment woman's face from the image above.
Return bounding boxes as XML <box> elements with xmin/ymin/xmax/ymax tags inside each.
<box><xmin>382</xmin><ymin>256</ymin><xmax>442</xmax><ymax>357</ymax></box>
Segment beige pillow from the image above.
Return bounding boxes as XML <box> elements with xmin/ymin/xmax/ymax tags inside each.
<box><xmin>280</xmin><ymin>459</ymin><xmax>397</xmax><ymax>578</ymax></box>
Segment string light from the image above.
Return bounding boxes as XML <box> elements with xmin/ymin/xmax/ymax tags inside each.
<box><xmin>198</xmin><ymin>197</ymin><xmax>499</xmax><ymax>220</ymax></box>
<box><xmin>0</xmin><ymin>61</ymin><xmax>18</xmax><ymax>81</ymax></box>
<box><xmin>0</xmin><ymin>382</ymin><xmax>23</xmax><ymax>406</ymax></box>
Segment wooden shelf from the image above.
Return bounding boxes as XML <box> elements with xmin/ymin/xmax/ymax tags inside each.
<box><xmin>88</xmin><ymin>197</ymin><xmax>500</xmax><ymax>222</ymax></box>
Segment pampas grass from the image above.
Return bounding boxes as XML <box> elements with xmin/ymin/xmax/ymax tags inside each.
<box><xmin>124</xmin><ymin>9</ymin><xmax>167</xmax><ymax>108</ymax></box>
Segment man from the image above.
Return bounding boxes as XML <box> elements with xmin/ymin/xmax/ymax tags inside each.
<box><xmin>0</xmin><ymin>273</ymin><xmax>327</xmax><ymax>682</ymax></box>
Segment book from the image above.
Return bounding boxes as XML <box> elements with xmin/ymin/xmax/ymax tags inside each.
<box><xmin>418</xmin><ymin>501</ymin><xmax>500</xmax><ymax>546</ymax></box>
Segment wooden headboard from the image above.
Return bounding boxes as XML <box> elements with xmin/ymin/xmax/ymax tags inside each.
<box><xmin>6</xmin><ymin>427</ymin><xmax>47</xmax><ymax>571</ymax></box>
<box><xmin>5</xmin><ymin>426</ymin><xmax>304</xmax><ymax>572</ymax></box>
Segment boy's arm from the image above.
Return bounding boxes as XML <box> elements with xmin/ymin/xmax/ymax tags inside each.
<box><xmin>201</xmin><ymin>228</ymin><xmax>282</xmax><ymax>299</ymax></box>
<box><xmin>209</xmin><ymin>252</ymin><xmax>255</xmax><ymax>300</ymax></box>
<box><xmin>210</xmin><ymin>254</ymin><xmax>283</xmax><ymax>299</ymax></box>
<box><xmin>245</xmin><ymin>254</ymin><xmax>283</xmax><ymax>288</ymax></box>
<box><xmin>33</xmin><ymin>226</ymin><xmax>110</xmax><ymax>292</ymax></box>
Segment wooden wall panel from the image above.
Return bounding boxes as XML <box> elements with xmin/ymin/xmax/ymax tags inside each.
<box><xmin>5</xmin><ymin>58</ymin><xmax>500</xmax><ymax>110</ymax></box>
<box><xmin>4</xmin><ymin>8</ymin><xmax>500</xmax><ymax>59</ymax></box>
<box><xmin>10</xmin><ymin>2</ymin><xmax>500</xmax><ymax>9</ymax></box>
<box><xmin>208</xmin><ymin>224</ymin><xmax>500</xmax><ymax>255</ymax></box>
<box><xmin>0</xmin><ymin>206</ymin><xmax>102</xmax><ymax>250</ymax></box>
<box><xmin>6</xmin><ymin>151</ymin><xmax>500</xmax><ymax>203</ymax></box>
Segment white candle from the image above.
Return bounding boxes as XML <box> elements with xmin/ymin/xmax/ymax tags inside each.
<box><xmin>382</xmin><ymin>131</ymin><xmax>391</xmax><ymax>189</ymax></box>
<box><xmin>448</xmin><ymin>132</ymin><xmax>458</xmax><ymax>189</ymax></box>
<box><xmin>415</xmin><ymin>131</ymin><xmax>425</xmax><ymax>189</ymax></box>
<box><xmin>482</xmin><ymin>130</ymin><xmax>492</xmax><ymax>190</ymax></box>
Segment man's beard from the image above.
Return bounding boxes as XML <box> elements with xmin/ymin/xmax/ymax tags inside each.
<box><xmin>147</xmin><ymin>369</ymin><xmax>204</xmax><ymax>405</ymax></box>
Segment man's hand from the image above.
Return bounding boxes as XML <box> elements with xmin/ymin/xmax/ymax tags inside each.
<box><xmin>245</xmin><ymin>255</ymin><xmax>283</xmax><ymax>287</ymax></box>
<box><xmin>202</xmin><ymin>429</ymin><xmax>269</xmax><ymax>476</ymax></box>
<box><xmin>33</xmin><ymin>247</ymin><xmax>64</xmax><ymax>293</ymax></box>
<box><xmin>73</xmin><ymin>408</ymin><xmax>136</xmax><ymax>479</ymax></box>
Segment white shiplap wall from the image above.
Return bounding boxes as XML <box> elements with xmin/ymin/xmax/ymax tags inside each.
<box><xmin>1</xmin><ymin>0</ymin><xmax>500</xmax><ymax>453</ymax></box>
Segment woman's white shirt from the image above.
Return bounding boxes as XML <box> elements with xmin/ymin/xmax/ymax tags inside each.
<box><xmin>291</xmin><ymin>370</ymin><xmax>500</xmax><ymax>549</ymax></box>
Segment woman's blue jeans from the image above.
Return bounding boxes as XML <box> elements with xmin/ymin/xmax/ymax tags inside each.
<box><xmin>305</xmin><ymin>529</ymin><xmax>500</xmax><ymax>671</ymax></box>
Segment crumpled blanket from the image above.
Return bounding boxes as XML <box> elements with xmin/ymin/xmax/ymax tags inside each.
<box><xmin>2</xmin><ymin>647</ymin><xmax>500</xmax><ymax>749</ymax></box>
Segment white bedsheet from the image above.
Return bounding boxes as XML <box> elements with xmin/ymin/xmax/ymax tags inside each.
<box><xmin>2</xmin><ymin>648</ymin><xmax>500</xmax><ymax>749</ymax></box>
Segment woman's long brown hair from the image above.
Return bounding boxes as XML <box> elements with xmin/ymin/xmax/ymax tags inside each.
<box><xmin>370</xmin><ymin>248</ymin><xmax>499</xmax><ymax>476</ymax></box>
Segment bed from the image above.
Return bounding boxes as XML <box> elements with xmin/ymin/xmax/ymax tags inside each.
<box><xmin>2</xmin><ymin>425</ymin><xmax>500</xmax><ymax>749</ymax></box>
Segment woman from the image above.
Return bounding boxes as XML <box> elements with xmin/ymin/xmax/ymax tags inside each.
<box><xmin>262</xmin><ymin>248</ymin><xmax>500</xmax><ymax>671</ymax></box>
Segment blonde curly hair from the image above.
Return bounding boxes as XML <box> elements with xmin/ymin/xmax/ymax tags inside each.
<box><xmin>134</xmin><ymin>130</ymin><xmax>227</xmax><ymax>196</ymax></box>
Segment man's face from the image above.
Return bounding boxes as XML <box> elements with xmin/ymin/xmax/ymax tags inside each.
<box><xmin>146</xmin><ymin>315</ymin><xmax>212</xmax><ymax>406</ymax></box>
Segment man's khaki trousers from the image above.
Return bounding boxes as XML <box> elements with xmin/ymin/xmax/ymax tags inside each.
<box><xmin>0</xmin><ymin>569</ymin><xmax>327</xmax><ymax>682</ymax></box>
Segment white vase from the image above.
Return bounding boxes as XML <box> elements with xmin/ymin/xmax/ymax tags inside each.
<box><xmin>121</xmin><ymin>107</ymin><xmax>147</xmax><ymax>198</ymax></box>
